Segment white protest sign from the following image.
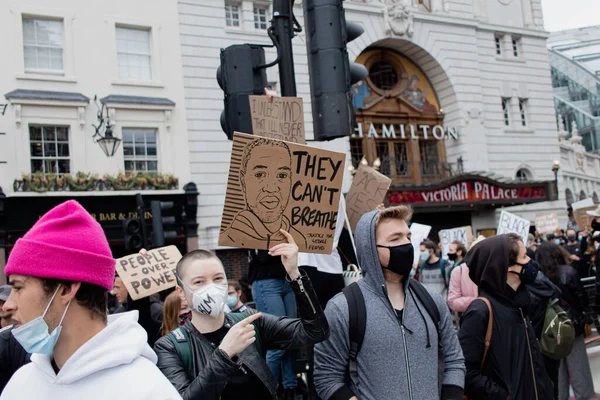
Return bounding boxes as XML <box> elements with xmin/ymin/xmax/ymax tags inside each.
<box><xmin>439</xmin><ymin>226</ymin><xmax>473</xmax><ymax>260</ymax></box>
<box><xmin>534</xmin><ymin>212</ymin><xmax>559</xmax><ymax>234</ymax></box>
<box><xmin>115</xmin><ymin>245</ymin><xmax>182</xmax><ymax>300</ymax></box>
<box><xmin>572</xmin><ymin>198</ymin><xmax>594</xmax><ymax>210</ymax></box>
<box><xmin>410</xmin><ymin>223</ymin><xmax>432</xmax><ymax>265</ymax></box>
<box><xmin>497</xmin><ymin>210</ymin><xmax>530</xmax><ymax>243</ymax></box>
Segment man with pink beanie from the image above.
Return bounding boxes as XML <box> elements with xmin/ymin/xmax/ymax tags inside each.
<box><xmin>0</xmin><ymin>200</ymin><xmax>181</xmax><ymax>399</ymax></box>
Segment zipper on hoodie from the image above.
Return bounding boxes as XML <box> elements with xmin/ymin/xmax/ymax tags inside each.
<box><xmin>297</xmin><ymin>278</ymin><xmax>317</xmax><ymax>314</ymax></box>
<box><xmin>520</xmin><ymin>308</ymin><xmax>539</xmax><ymax>400</ymax></box>
<box><xmin>382</xmin><ymin>285</ymin><xmax>414</xmax><ymax>400</ymax></box>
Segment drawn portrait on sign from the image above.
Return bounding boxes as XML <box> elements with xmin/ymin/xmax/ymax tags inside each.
<box><xmin>222</xmin><ymin>138</ymin><xmax>307</xmax><ymax>248</ymax></box>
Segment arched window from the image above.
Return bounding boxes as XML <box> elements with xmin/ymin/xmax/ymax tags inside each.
<box><xmin>580</xmin><ymin>190</ymin><xmax>587</xmax><ymax>200</ymax></box>
<box><xmin>515</xmin><ymin>168</ymin><xmax>531</xmax><ymax>182</ymax></box>
<box><xmin>594</xmin><ymin>192</ymin><xmax>599</xmax><ymax>204</ymax></box>
<box><xmin>565</xmin><ymin>189</ymin><xmax>575</xmax><ymax>206</ymax></box>
<box><xmin>369</xmin><ymin>61</ymin><xmax>399</xmax><ymax>91</ymax></box>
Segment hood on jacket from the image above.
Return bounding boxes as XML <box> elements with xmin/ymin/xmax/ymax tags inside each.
<box><xmin>354</xmin><ymin>209</ymin><xmax>390</xmax><ymax>297</ymax></box>
<box><xmin>527</xmin><ymin>271</ymin><xmax>561</xmax><ymax>300</ymax></box>
<box><xmin>30</xmin><ymin>310</ymin><xmax>156</xmax><ymax>385</ymax></box>
<box><xmin>465</xmin><ymin>235</ymin><xmax>513</xmax><ymax>297</ymax></box>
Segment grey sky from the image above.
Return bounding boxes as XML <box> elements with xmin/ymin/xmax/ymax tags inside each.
<box><xmin>541</xmin><ymin>0</ymin><xmax>600</xmax><ymax>32</ymax></box>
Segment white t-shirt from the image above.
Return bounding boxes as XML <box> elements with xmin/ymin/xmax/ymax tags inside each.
<box><xmin>297</xmin><ymin>198</ymin><xmax>346</xmax><ymax>275</ymax></box>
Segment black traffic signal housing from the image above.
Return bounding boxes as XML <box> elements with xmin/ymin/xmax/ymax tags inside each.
<box><xmin>123</xmin><ymin>218</ymin><xmax>143</xmax><ymax>250</ymax></box>
<box><xmin>303</xmin><ymin>0</ymin><xmax>368</xmax><ymax>141</ymax></box>
<box><xmin>217</xmin><ymin>44</ymin><xmax>269</xmax><ymax>140</ymax></box>
<box><xmin>151</xmin><ymin>200</ymin><xmax>178</xmax><ymax>247</ymax></box>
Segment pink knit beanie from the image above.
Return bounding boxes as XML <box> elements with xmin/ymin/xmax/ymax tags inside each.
<box><xmin>5</xmin><ymin>200</ymin><xmax>115</xmax><ymax>290</ymax></box>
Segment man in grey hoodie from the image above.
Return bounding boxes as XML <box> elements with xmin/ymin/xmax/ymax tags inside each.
<box><xmin>314</xmin><ymin>206</ymin><xmax>465</xmax><ymax>400</ymax></box>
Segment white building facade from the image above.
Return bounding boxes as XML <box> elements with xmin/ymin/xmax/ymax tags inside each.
<box><xmin>180</xmin><ymin>0</ymin><xmax>566</xmax><ymax>255</ymax></box>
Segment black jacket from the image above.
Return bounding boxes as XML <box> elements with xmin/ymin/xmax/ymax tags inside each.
<box><xmin>0</xmin><ymin>326</ymin><xmax>30</xmax><ymax>393</ymax></box>
<box><xmin>153</xmin><ymin>272</ymin><xmax>329</xmax><ymax>399</ymax></box>
<box><xmin>527</xmin><ymin>272</ymin><xmax>561</xmax><ymax>339</ymax></box>
<box><xmin>461</xmin><ymin>235</ymin><xmax>554</xmax><ymax>400</ymax></box>
<box><xmin>556</xmin><ymin>265</ymin><xmax>589</xmax><ymax>336</ymax></box>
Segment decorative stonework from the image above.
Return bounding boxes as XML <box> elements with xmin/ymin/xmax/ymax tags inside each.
<box><xmin>385</xmin><ymin>0</ymin><xmax>414</xmax><ymax>38</ymax></box>
<box><xmin>497</xmin><ymin>0</ymin><xmax>512</xmax><ymax>5</ymax></box>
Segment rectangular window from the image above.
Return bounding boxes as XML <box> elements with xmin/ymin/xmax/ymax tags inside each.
<box><xmin>512</xmin><ymin>38</ymin><xmax>520</xmax><ymax>57</ymax></box>
<box><xmin>393</xmin><ymin>142</ymin><xmax>410</xmax><ymax>177</ymax></box>
<box><xmin>519</xmin><ymin>99</ymin><xmax>527</xmax><ymax>127</ymax></box>
<box><xmin>502</xmin><ymin>98</ymin><xmax>510</xmax><ymax>126</ymax></box>
<box><xmin>225</xmin><ymin>4</ymin><xmax>240</xmax><ymax>27</ymax></box>
<box><xmin>29</xmin><ymin>125</ymin><xmax>70</xmax><ymax>175</ymax></box>
<box><xmin>419</xmin><ymin>141</ymin><xmax>439</xmax><ymax>176</ymax></box>
<box><xmin>23</xmin><ymin>17</ymin><xmax>64</xmax><ymax>73</ymax></box>
<box><xmin>375</xmin><ymin>141</ymin><xmax>390</xmax><ymax>176</ymax></box>
<box><xmin>418</xmin><ymin>0</ymin><xmax>432</xmax><ymax>12</ymax></box>
<box><xmin>254</xmin><ymin>7</ymin><xmax>268</xmax><ymax>30</ymax></box>
<box><xmin>495</xmin><ymin>36</ymin><xmax>502</xmax><ymax>55</ymax></box>
<box><xmin>122</xmin><ymin>128</ymin><xmax>158</xmax><ymax>173</ymax></box>
<box><xmin>350</xmin><ymin>139</ymin><xmax>363</xmax><ymax>168</ymax></box>
<box><xmin>116</xmin><ymin>27</ymin><xmax>152</xmax><ymax>81</ymax></box>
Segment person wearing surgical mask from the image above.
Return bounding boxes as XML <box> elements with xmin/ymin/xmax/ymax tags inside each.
<box><xmin>153</xmin><ymin>230</ymin><xmax>328</xmax><ymax>400</ymax></box>
<box><xmin>227</xmin><ymin>281</ymin><xmax>256</xmax><ymax>316</ymax></box>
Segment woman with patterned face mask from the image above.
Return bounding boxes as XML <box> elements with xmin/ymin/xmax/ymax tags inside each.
<box><xmin>153</xmin><ymin>229</ymin><xmax>329</xmax><ymax>400</ymax></box>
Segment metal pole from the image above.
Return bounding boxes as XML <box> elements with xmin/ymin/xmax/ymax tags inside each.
<box><xmin>136</xmin><ymin>193</ymin><xmax>148</xmax><ymax>249</ymax></box>
<box><xmin>272</xmin><ymin>0</ymin><xmax>297</xmax><ymax>96</ymax></box>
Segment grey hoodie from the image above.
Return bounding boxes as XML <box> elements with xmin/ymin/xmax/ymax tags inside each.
<box><xmin>314</xmin><ymin>210</ymin><xmax>465</xmax><ymax>400</ymax></box>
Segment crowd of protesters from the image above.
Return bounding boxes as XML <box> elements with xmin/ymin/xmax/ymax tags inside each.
<box><xmin>1</xmin><ymin>199</ymin><xmax>600</xmax><ymax>399</ymax></box>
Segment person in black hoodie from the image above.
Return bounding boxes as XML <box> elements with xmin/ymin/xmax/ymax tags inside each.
<box><xmin>0</xmin><ymin>325</ymin><xmax>30</xmax><ymax>394</ymax></box>
<box><xmin>536</xmin><ymin>242</ymin><xmax>595</xmax><ymax>400</ymax></box>
<box><xmin>526</xmin><ymin>263</ymin><xmax>562</xmax><ymax>399</ymax></box>
<box><xmin>459</xmin><ymin>233</ymin><xmax>553</xmax><ymax>400</ymax></box>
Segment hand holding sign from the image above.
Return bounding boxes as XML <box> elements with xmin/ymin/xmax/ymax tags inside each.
<box><xmin>219</xmin><ymin>312</ymin><xmax>263</xmax><ymax>359</ymax></box>
<box><xmin>269</xmin><ymin>229</ymin><xmax>300</xmax><ymax>279</ymax></box>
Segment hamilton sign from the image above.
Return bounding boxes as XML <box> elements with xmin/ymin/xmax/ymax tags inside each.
<box><xmin>353</xmin><ymin>123</ymin><xmax>458</xmax><ymax>140</ymax></box>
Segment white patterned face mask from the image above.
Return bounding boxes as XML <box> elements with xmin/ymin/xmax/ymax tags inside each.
<box><xmin>180</xmin><ymin>281</ymin><xmax>228</xmax><ymax>318</ymax></box>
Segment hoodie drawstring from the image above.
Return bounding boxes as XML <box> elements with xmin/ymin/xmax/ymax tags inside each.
<box><xmin>409</xmin><ymin>289</ymin><xmax>432</xmax><ymax>348</ymax></box>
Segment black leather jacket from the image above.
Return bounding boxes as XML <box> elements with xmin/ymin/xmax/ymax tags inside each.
<box><xmin>0</xmin><ymin>326</ymin><xmax>30</xmax><ymax>393</ymax></box>
<box><xmin>154</xmin><ymin>272</ymin><xmax>329</xmax><ymax>399</ymax></box>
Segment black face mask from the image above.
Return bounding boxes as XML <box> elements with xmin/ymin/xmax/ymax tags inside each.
<box><xmin>567</xmin><ymin>235</ymin><xmax>577</xmax><ymax>242</ymax></box>
<box><xmin>447</xmin><ymin>253</ymin><xmax>458</xmax><ymax>261</ymax></box>
<box><xmin>377</xmin><ymin>243</ymin><xmax>414</xmax><ymax>277</ymax></box>
<box><xmin>510</xmin><ymin>259</ymin><xmax>539</xmax><ymax>285</ymax></box>
<box><xmin>592</xmin><ymin>220</ymin><xmax>600</xmax><ymax>232</ymax></box>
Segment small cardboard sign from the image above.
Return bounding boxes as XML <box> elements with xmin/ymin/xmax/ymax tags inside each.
<box><xmin>219</xmin><ymin>132</ymin><xmax>345</xmax><ymax>254</ymax></box>
<box><xmin>249</xmin><ymin>95</ymin><xmax>305</xmax><ymax>144</ymax></box>
<box><xmin>345</xmin><ymin>165</ymin><xmax>392</xmax><ymax>232</ymax></box>
<box><xmin>439</xmin><ymin>226</ymin><xmax>473</xmax><ymax>260</ymax></box>
<box><xmin>410</xmin><ymin>223</ymin><xmax>432</xmax><ymax>265</ymax></box>
<box><xmin>534</xmin><ymin>212</ymin><xmax>560</xmax><ymax>234</ymax></box>
<box><xmin>574</xmin><ymin>205</ymin><xmax>598</xmax><ymax>231</ymax></box>
<box><xmin>115</xmin><ymin>246</ymin><xmax>182</xmax><ymax>301</ymax></box>
<box><xmin>497</xmin><ymin>210</ymin><xmax>530</xmax><ymax>243</ymax></box>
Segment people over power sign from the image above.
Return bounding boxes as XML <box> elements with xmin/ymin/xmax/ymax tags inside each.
<box><xmin>219</xmin><ymin>132</ymin><xmax>345</xmax><ymax>254</ymax></box>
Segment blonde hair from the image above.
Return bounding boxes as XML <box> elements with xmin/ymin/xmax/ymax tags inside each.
<box><xmin>161</xmin><ymin>291</ymin><xmax>182</xmax><ymax>336</ymax></box>
<box><xmin>376</xmin><ymin>205</ymin><xmax>413</xmax><ymax>227</ymax></box>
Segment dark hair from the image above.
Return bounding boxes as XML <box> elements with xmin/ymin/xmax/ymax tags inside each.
<box><xmin>420</xmin><ymin>239</ymin><xmax>438</xmax><ymax>256</ymax></box>
<box><xmin>228</xmin><ymin>280</ymin><xmax>241</xmax><ymax>292</ymax></box>
<box><xmin>505</xmin><ymin>233</ymin><xmax>522</xmax><ymax>266</ymax></box>
<box><xmin>240</xmin><ymin>138</ymin><xmax>291</xmax><ymax>180</ymax></box>
<box><xmin>175</xmin><ymin>249</ymin><xmax>220</xmax><ymax>285</ymax></box>
<box><xmin>451</xmin><ymin>240</ymin><xmax>467</xmax><ymax>256</ymax></box>
<box><xmin>535</xmin><ymin>242</ymin><xmax>568</xmax><ymax>284</ymax></box>
<box><xmin>40</xmin><ymin>279</ymin><xmax>108</xmax><ymax>323</ymax></box>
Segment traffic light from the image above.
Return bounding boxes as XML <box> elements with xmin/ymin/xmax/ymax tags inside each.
<box><xmin>217</xmin><ymin>44</ymin><xmax>269</xmax><ymax>140</ymax></box>
<box><xmin>151</xmin><ymin>200</ymin><xmax>178</xmax><ymax>247</ymax></box>
<box><xmin>123</xmin><ymin>218</ymin><xmax>143</xmax><ymax>250</ymax></box>
<box><xmin>303</xmin><ymin>0</ymin><xmax>368</xmax><ymax>141</ymax></box>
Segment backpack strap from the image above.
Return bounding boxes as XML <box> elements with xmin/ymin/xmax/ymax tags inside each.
<box><xmin>168</xmin><ymin>327</ymin><xmax>194</xmax><ymax>379</ymax></box>
<box><xmin>477</xmin><ymin>297</ymin><xmax>494</xmax><ymax>370</ymax></box>
<box><xmin>409</xmin><ymin>279</ymin><xmax>441</xmax><ymax>336</ymax></box>
<box><xmin>342</xmin><ymin>282</ymin><xmax>366</xmax><ymax>382</ymax></box>
<box><xmin>227</xmin><ymin>312</ymin><xmax>263</xmax><ymax>356</ymax></box>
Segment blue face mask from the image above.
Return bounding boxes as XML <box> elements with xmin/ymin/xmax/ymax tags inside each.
<box><xmin>554</xmin><ymin>239</ymin><xmax>561</xmax><ymax>245</ymax></box>
<box><xmin>226</xmin><ymin>294</ymin><xmax>238</xmax><ymax>309</ymax></box>
<box><xmin>12</xmin><ymin>286</ymin><xmax>71</xmax><ymax>355</ymax></box>
<box><xmin>420</xmin><ymin>251</ymin><xmax>430</xmax><ymax>263</ymax></box>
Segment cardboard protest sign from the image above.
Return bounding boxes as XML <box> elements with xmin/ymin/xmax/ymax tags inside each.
<box><xmin>345</xmin><ymin>165</ymin><xmax>392</xmax><ymax>232</ymax></box>
<box><xmin>249</xmin><ymin>95</ymin><xmax>305</xmax><ymax>144</ymax></box>
<box><xmin>115</xmin><ymin>246</ymin><xmax>182</xmax><ymax>301</ymax></box>
<box><xmin>574</xmin><ymin>205</ymin><xmax>598</xmax><ymax>231</ymax></box>
<box><xmin>219</xmin><ymin>132</ymin><xmax>345</xmax><ymax>254</ymax></box>
<box><xmin>572</xmin><ymin>198</ymin><xmax>594</xmax><ymax>210</ymax></box>
<box><xmin>439</xmin><ymin>226</ymin><xmax>473</xmax><ymax>260</ymax></box>
<box><xmin>497</xmin><ymin>210</ymin><xmax>530</xmax><ymax>243</ymax></box>
<box><xmin>534</xmin><ymin>212</ymin><xmax>560</xmax><ymax>234</ymax></box>
<box><xmin>410</xmin><ymin>223</ymin><xmax>432</xmax><ymax>265</ymax></box>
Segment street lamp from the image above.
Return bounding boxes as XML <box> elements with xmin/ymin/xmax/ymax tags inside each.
<box><xmin>92</xmin><ymin>95</ymin><xmax>121</xmax><ymax>157</ymax></box>
<box><xmin>552</xmin><ymin>160</ymin><xmax>560</xmax><ymax>184</ymax></box>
